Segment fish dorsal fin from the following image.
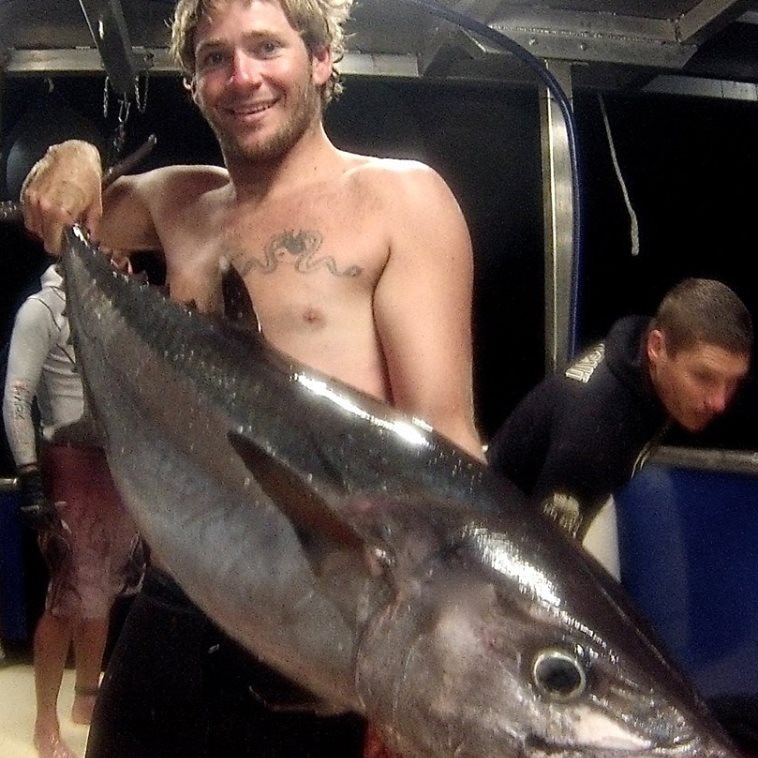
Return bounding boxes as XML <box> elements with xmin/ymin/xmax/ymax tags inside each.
<box><xmin>221</xmin><ymin>261</ymin><xmax>260</xmax><ymax>332</ymax></box>
<box><xmin>228</xmin><ymin>431</ymin><xmax>365</xmax><ymax>571</ymax></box>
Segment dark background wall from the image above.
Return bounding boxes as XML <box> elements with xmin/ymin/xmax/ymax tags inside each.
<box><xmin>1</xmin><ymin>73</ymin><xmax>758</xmax><ymax>475</ymax></box>
<box><xmin>575</xmin><ymin>93</ymin><xmax>758</xmax><ymax>345</ymax></box>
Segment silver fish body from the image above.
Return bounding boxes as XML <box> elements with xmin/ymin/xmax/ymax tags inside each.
<box><xmin>61</xmin><ymin>227</ymin><xmax>739</xmax><ymax>758</ymax></box>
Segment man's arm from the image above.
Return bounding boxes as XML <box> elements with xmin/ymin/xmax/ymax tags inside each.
<box><xmin>3</xmin><ymin>297</ymin><xmax>74</xmax><ymax>567</ymax></box>
<box><xmin>373</xmin><ymin>162</ymin><xmax>483</xmax><ymax>461</ymax></box>
<box><xmin>3</xmin><ymin>298</ymin><xmax>53</xmax><ymax>468</ymax></box>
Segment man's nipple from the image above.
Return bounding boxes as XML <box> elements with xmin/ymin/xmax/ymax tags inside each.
<box><xmin>302</xmin><ymin>307</ymin><xmax>324</xmax><ymax>328</ymax></box>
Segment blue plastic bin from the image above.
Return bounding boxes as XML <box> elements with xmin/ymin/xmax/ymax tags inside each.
<box><xmin>617</xmin><ymin>447</ymin><xmax>758</xmax><ymax>701</ymax></box>
<box><xmin>0</xmin><ymin>477</ymin><xmax>27</xmax><ymax>642</ymax></box>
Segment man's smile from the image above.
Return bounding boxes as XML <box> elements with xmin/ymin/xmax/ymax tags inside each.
<box><xmin>225</xmin><ymin>100</ymin><xmax>277</xmax><ymax>118</ymax></box>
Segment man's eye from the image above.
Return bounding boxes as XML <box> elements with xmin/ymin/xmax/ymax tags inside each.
<box><xmin>200</xmin><ymin>51</ymin><xmax>226</xmax><ymax>68</ymax></box>
<box><xmin>257</xmin><ymin>40</ymin><xmax>281</xmax><ymax>56</ymax></box>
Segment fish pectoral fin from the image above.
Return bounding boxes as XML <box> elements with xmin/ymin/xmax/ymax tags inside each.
<box><xmin>228</xmin><ymin>431</ymin><xmax>365</xmax><ymax>569</ymax></box>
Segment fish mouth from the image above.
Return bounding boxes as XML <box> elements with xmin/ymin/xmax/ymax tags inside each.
<box><xmin>525</xmin><ymin>737</ymin><xmax>704</xmax><ymax>758</ymax></box>
<box><xmin>526</xmin><ymin>729</ymin><xmax>739</xmax><ymax>758</ymax></box>
<box><xmin>522</xmin><ymin>700</ymin><xmax>730</xmax><ymax>758</ymax></box>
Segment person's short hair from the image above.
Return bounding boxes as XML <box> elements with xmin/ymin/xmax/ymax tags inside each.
<box><xmin>170</xmin><ymin>0</ymin><xmax>353</xmax><ymax>107</ymax></box>
<box><xmin>651</xmin><ymin>278</ymin><xmax>753</xmax><ymax>356</ymax></box>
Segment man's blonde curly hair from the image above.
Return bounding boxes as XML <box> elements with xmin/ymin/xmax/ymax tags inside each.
<box><xmin>170</xmin><ymin>0</ymin><xmax>354</xmax><ymax>106</ymax></box>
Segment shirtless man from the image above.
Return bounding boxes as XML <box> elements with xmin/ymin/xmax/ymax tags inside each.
<box><xmin>21</xmin><ymin>1</ymin><xmax>483</xmax><ymax>755</ymax></box>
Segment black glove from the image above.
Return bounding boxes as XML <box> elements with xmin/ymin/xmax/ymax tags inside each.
<box><xmin>18</xmin><ymin>467</ymin><xmax>59</xmax><ymax>529</ymax></box>
<box><xmin>17</xmin><ymin>466</ymin><xmax>72</xmax><ymax>575</ymax></box>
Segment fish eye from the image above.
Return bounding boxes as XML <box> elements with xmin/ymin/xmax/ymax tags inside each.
<box><xmin>532</xmin><ymin>648</ymin><xmax>587</xmax><ymax>701</ymax></box>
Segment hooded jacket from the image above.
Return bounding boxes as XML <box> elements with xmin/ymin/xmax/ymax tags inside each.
<box><xmin>487</xmin><ymin>315</ymin><xmax>670</xmax><ymax>539</ymax></box>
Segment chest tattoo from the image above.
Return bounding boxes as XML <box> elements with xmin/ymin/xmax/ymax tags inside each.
<box><xmin>236</xmin><ymin>230</ymin><xmax>362</xmax><ymax>278</ymax></box>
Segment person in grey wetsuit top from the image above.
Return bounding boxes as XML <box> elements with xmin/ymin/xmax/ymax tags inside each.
<box><xmin>3</xmin><ymin>263</ymin><xmax>139</xmax><ymax>758</ymax></box>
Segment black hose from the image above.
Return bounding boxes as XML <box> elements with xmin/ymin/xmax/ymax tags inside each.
<box><xmin>396</xmin><ymin>0</ymin><xmax>583</xmax><ymax>359</ymax></box>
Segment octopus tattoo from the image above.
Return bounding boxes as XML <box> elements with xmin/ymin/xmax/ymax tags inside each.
<box><xmin>237</xmin><ymin>230</ymin><xmax>362</xmax><ymax>278</ymax></box>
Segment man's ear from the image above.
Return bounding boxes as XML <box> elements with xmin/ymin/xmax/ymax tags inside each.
<box><xmin>311</xmin><ymin>46</ymin><xmax>333</xmax><ymax>87</ymax></box>
<box><xmin>184</xmin><ymin>76</ymin><xmax>199</xmax><ymax>104</ymax></box>
<box><xmin>646</xmin><ymin>328</ymin><xmax>666</xmax><ymax>366</ymax></box>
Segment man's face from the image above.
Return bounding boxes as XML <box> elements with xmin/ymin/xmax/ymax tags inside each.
<box><xmin>647</xmin><ymin>329</ymin><xmax>750</xmax><ymax>432</ymax></box>
<box><xmin>191</xmin><ymin>0</ymin><xmax>331</xmax><ymax>165</ymax></box>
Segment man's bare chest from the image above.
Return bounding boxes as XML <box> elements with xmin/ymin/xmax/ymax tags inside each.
<box><xmin>165</xmin><ymin>177</ymin><xmax>391</xmax><ymax>306</ymax></box>
<box><xmin>219</xmin><ymin>195</ymin><xmax>387</xmax><ymax>287</ymax></box>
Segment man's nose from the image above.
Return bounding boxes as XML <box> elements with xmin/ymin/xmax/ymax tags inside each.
<box><xmin>229</xmin><ymin>50</ymin><xmax>262</xmax><ymax>86</ymax></box>
<box><xmin>705</xmin><ymin>385</ymin><xmax>729</xmax><ymax>413</ymax></box>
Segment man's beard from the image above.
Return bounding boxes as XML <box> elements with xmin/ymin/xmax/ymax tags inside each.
<box><xmin>201</xmin><ymin>75</ymin><xmax>322</xmax><ymax>165</ymax></box>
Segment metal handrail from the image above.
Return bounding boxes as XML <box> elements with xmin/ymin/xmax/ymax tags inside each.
<box><xmin>650</xmin><ymin>446</ymin><xmax>758</xmax><ymax>476</ymax></box>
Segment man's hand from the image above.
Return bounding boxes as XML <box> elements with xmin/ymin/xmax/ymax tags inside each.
<box><xmin>17</xmin><ymin>466</ymin><xmax>73</xmax><ymax>575</ymax></box>
<box><xmin>21</xmin><ymin>140</ymin><xmax>103</xmax><ymax>255</ymax></box>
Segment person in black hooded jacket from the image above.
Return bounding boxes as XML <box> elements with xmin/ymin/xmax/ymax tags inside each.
<box><xmin>487</xmin><ymin>278</ymin><xmax>752</xmax><ymax>575</ymax></box>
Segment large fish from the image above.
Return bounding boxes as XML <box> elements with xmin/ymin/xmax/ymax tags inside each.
<box><xmin>61</xmin><ymin>226</ymin><xmax>739</xmax><ymax>758</ymax></box>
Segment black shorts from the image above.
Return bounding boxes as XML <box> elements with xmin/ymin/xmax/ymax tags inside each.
<box><xmin>86</xmin><ymin>566</ymin><xmax>366</xmax><ymax>758</ymax></box>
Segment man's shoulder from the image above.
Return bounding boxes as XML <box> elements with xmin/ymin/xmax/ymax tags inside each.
<box><xmin>503</xmin><ymin>373</ymin><xmax>574</xmax><ymax>428</ymax></box>
<box><xmin>515</xmin><ymin>349</ymin><xmax>623</xmax><ymax>419</ymax></box>
<box><xmin>143</xmin><ymin>164</ymin><xmax>229</xmax><ymax>193</ymax></box>
<box><xmin>341</xmin><ymin>154</ymin><xmax>457</xmax><ymax>221</ymax></box>
<box><xmin>13</xmin><ymin>290</ymin><xmax>62</xmax><ymax>336</ymax></box>
<box><xmin>343</xmin><ymin>153</ymin><xmax>439</xmax><ymax>187</ymax></box>
<box><xmin>24</xmin><ymin>284</ymin><xmax>63</xmax><ymax>311</ymax></box>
